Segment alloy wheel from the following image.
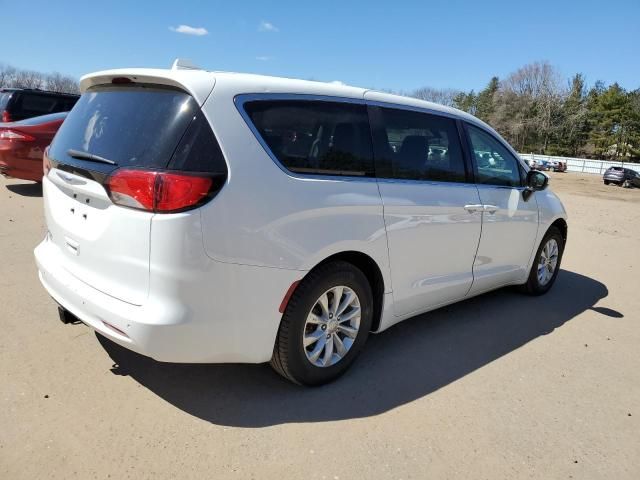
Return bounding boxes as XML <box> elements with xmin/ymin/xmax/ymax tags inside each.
<box><xmin>537</xmin><ymin>238</ymin><xmax>559</xmax><ymax>286</ymax></box>
<box><xmin>302</xmin><ymin>286</ymin><xmax>361</xmax><ymax>367</ymax></box>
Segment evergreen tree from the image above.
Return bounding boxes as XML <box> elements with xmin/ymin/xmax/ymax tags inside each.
<box><xmin>589</xmin><ymin>83</ymin><xmax>638</xmax><ymax>159</ymax></box>
<box><xmin>452</xmin><ymin>90</ymin><xmax>477</xmax><ymax>114</ymax></box>
<box><xmin>475</xmin><ymin>77</ymin><xmax>499</xmax><ymax>121</ymax></box>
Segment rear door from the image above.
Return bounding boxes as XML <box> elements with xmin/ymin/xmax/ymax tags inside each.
<box><xmin>367</xmin><ymin>102</ymin><xmax>482</xmax><ymax>317</ymax></box>
<box><xmin>44</xmin><ymin>84</ymin><xmax>212</xmax><ymax>305</ymax></box>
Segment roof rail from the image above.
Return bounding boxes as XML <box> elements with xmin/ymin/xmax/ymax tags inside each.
<box><xmin>171</xmin><ymin>58</ymin><xmax>202</xmax><ymax>71</ymax></box>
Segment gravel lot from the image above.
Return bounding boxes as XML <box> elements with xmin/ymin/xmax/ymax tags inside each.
<box><xmin>1</xmin><ymin>172</ymin><xmax>639</xmax><ymax>479</ymax></box>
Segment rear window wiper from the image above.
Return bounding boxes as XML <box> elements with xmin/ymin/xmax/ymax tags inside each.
<box><xmin>67</xmin><ymin>149</ymin><xmax>117</xmax><ymax>165</ymax></box>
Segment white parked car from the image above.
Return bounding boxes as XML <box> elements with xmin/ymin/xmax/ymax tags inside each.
<box><xmin>35</xmin><ymin>60</ymin><xmax>568</xmax><ymax>385</ymax></box>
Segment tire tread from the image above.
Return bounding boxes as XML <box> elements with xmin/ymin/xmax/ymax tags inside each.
<box><xmin>270</xmin><ymin>261</ymin><xmax>370</xmax><ymax>385</ymax></box>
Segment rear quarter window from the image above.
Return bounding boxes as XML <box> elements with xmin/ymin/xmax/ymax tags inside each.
<box><xmin>243</xmin><ymin>100</ymin><xmax>374</xmax><ymax>177</ymax></box>
<box><xmin>167</xmin><ymin>109</ymin><xmax>227</xmax><ymax>174</ymax></box>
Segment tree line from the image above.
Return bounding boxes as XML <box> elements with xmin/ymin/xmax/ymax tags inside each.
<box><xmin>0</xmin><ymin>63</ymin><xmax>79</xmax><ymax>94</ymax></box>
<box><xmin>410</xmin><ymin>61</ymin><xmax>640</xmax><ymax>162</ymax></box>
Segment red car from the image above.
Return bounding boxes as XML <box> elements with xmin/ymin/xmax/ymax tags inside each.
<box><xmin>0</xmin><ymin>112</ymin><xmax>67</xmax><ymax>182</ymax></box>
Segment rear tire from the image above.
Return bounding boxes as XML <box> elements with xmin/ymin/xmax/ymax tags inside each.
<box><xmin>522</xmin><ymin>226</ymin><xmax>565</xmax><ymax>295</ymax></box>
<box><xmin>604</xmin><ymin>180</ymin><xmax>610</xmax><ymax>185</ymax></box>
<box><xmin>271</xmin><ymin>261</ymin><xmax>373</xmax><ymax>386</ymax></box>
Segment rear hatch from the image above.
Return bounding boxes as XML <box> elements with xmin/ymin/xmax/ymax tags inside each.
<box><xmin>44</xmin><ymin>81</ymin><xmax>223</xmax><ymax>305</ymax></box>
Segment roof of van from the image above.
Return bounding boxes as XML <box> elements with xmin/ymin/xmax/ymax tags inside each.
<box><xmin>79</xmin><ymin>67</ymin><xmax>491</xmax><ymax>130</ymax></box>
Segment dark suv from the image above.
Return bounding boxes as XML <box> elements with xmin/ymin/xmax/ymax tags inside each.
<box><xmin>603</xmin><ymin>167</ymin><xmax>640</xmax><ymax>187</ymax></box>
<box><xmin>0</xmin><ymin>88</ymin><xmax>79</xmax><ymax>123</ymax></box>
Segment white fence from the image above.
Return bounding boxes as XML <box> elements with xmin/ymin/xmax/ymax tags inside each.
<box><xmin>519</xmin><ymin>153</ymin><xmax>640</xmax><ymax>175</ymax></box>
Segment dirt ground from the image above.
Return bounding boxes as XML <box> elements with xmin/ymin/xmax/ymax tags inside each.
<box><xmin>1</xmin><ymin>172</ymin><xmax>639</xmax><ymax>479</ymax></box>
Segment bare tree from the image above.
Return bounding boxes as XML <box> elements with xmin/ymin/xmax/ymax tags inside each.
<box><xmin>411</xmin><ymin>87</ymin><xmax>461</xmax><ymax>107</ymax></box>
<box><xmin>12</xmin><ymin>69</ymin><xmax>46</xmax><ymax>89</ymax></box>
<box><xmin>0</xmin><ymin>63</ymin><xmax>79</xmax><ymax>93</ymax></box>
<box><xmin>496</xmin><ymin>61</ymin><xmax>565</xmax><ymax>152</ymax></box>
<box><xmin>46</xmin><ymin>72</ymin><xmax>80</xmax><ymax>94</ymax></box>
<box><xmin>501</xmin><ymin>62</ymin><xmax>563</xmax><ymax>100</ymax></box>
<box><xmin>0</xmin><ymin>64</ymin><xmax>17</xmax><ymax>88</ymax></box>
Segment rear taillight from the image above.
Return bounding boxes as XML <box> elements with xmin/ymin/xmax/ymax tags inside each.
<box><xmin>107</xmin><ymin>169</ymin><xmax>156</xmax><ymax>210</ymax></box>
<box><xmin>1</xmin><ymin>111</ymin><xmax>11</xmax><ymax>123</ymax></box>
<box><xmin>106</xmin><ymin>169</ymin><xmax>217</xmax><ymax>213</ymax></box>
<box><xmin>0</xmin><ymin>129</ymin><xmax>35</xmax><ymax>141</ymax></box>
<box><xmin>155</xmin><ymin>172</ymin><xmax>215</xmax><ymax>212</ymax></box>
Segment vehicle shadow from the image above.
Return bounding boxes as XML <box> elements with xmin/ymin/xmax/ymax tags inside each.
<box><xmin>6</xmin><ymin>182</ymin><xmax>43</xmax><ymax>197</ymax></box>
<box><xmin>98</xmin><ymin>269</ymin><xmax>612</xmax><ymax>427</ymax></box>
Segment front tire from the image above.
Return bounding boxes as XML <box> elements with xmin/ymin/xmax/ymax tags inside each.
<box><xmin>522</xmin><ymin>226</ymin><xmax>565</xmax><ymax>295</ymax></box>
<box><xmin>271</xmin><ymin>261</ymin><xmax>373</xmax><ymax>385</ymax></box>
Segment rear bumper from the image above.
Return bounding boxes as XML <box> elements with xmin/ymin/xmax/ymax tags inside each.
<box><xmin>603</xmin><ymin>175</ymin><xmax>623</xmax><ymax>183</ymax></box>
<box><xmin>35</xmin><ymin>235</ymin><xmax>303</xmax><ymax>363</ymax></box>
<box><xmin>0</xmin><ymin>157</ymin><xmax>42</xmax><ymax>182</ymax></box>
<box><xmin>0</xmin><ymin>148</ymin><xmax>43</xmax><ymax>182</ymax></box>
<box><xmin>36</xmin><ymin>236</ymin><xmax>190</xmax><ymax>360</ymax></box>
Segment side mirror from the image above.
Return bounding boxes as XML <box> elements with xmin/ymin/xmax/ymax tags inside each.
<box><xmin>523</xmin><ymin>170</ymin><xmax>548</xmax><ymax>201</ymax></box>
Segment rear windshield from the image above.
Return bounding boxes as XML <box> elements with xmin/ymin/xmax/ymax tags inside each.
<box><xmin>49</xmin><ymin>85</ymin><xmax>197</xmax><ymax>169</ymax></box>
<box><xmin>48</xmin><ymin>84</ymin><xmax>226</xmax><ymax>174</ymax></box>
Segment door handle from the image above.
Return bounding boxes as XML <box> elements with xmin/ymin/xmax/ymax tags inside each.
<box><xmin>464</xmin><ymin>204</ymin><xmax>484</xmax><ymax>213</ymax></box>
<box><xmin>483</xmin><ymin>205</ymin><xmax>499</xmax><ymax>214</ymax></box>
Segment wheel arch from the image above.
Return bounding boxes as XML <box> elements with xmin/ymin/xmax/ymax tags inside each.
<box><xmin>550</xmin><ymin>217</ymin><xmax>568</xmax><ymax>243</ymax></box>
<box><xmin>304</xmin><ymin>251</ymin><xmax>385</xmax><ymax>332</ymax></box>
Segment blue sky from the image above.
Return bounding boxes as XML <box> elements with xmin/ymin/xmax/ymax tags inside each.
<box><xmin>2</xmin><ymin>0</ymin><xmax>639</xmax><ymax>92</ymax></box>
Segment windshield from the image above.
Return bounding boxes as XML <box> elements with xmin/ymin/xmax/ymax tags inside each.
<box><xmin>48</xmin><ymin>84</ymin><xmax>197</xmax><ymax>170</ymax></box>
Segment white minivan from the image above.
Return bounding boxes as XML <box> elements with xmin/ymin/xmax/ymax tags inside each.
<box><xmin>35</xmin><ymin>61</ymin><xmax>567</xmax><ymax>385</ymax></box>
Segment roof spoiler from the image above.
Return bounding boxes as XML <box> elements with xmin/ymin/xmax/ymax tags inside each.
<box><xmin>171</xmin><ymin>58</ymin><xmax>202</xmax><ymax>71</ymax></box>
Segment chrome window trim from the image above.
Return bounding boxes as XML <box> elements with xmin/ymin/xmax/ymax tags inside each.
<box><xmin>375</xmin><ymin>177</ymin><xmax>482</xmax><ymax>189</ymax></box>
